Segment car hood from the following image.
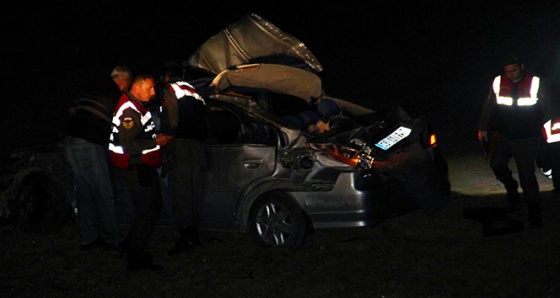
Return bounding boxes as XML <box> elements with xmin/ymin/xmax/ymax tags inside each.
<box><xmin>188</xmin><ymin>13</ymin><xmax>323</xmax><ymax>75</ymax></box>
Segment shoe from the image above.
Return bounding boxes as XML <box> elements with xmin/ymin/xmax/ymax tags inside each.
<box><xmin>79</xmin><ymin>238</ymin><xmax>106</xmax><ymax>251</ymax></box>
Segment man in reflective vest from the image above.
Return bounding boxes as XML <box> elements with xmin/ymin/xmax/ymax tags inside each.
<box><xmin>478</xmin><ymin>53</ymin><xmax>549</xmax><ymax>229</ymax></box>
<box><xmin>159</xmin><ymin>63</ymin><xmax>208</xmax><ymax>255</ymax></box>
<box><xmin>108</xmin><ymin>73</ymin><xmax>173</xmax><ymax>271</ymax></box>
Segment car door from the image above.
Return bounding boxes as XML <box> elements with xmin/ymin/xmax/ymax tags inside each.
<box><xmin>200</xmin><ymin>109</ymin><xmax>277</xmax><ymax>228</ymax></box>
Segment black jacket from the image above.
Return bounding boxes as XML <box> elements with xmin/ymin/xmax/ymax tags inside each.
<box><xmin>66</xmin><ymin>77</ymin><xmax>121</xmax><ymax>146</ymax></box>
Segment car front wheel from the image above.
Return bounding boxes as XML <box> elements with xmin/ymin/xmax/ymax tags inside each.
<box><xmin>247</xmin><ymin>193</ymin><xmax>310</xmax><ymax>248</ymax></box>
<box><xmin>14</xmin><ymin>172</ymin><xmax>68</xmax><ymax>234</ymax></box>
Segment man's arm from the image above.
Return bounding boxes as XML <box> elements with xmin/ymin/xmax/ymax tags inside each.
<box><xmin>478</xmin><ymin>87</ymin><xmax>496</xmax><ymax>142</ymax></box>
<box><xmin>161</xmin><ymin>87</ymin><xmax>179</xmax><ymax>134</ymax></box>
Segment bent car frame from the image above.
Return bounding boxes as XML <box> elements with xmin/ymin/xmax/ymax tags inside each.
<box><xmin>186</xmin><ymin>13</ymin><xmax>450</xmax><ymax>248</ymax></box>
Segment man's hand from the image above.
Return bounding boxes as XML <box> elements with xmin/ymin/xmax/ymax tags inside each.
<box><xmin>478</xmin><ymin>130</ymin><xmax>488</xmax><ymax>143</ymax></box>
<box><xmin>155</xmin><ymin>134</ymin><xmax>173</xmax><ymax>146</ymax></box>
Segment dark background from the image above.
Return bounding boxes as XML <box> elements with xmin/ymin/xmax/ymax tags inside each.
<box><xmin>3</xmin><ymin>1</ymin><xmax>560</xmax><ymax>155</ymax></box>
<box><xmin>2</xmin><ymin>3</ymin><xmax>560</xmax><ymax>296</ymax></box>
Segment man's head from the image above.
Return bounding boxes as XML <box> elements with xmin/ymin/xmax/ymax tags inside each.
<box><xmin>501</xmin><ymin>53</ymin><xmax>525</xmax><ymax>83</ymax></box>
<box><xmin>111</xmin><ymin>66</ymin><xmax>132</xmax><ymax>92</ymax></box>
<box><xmin>163</xmin><ymin>60</ymin><xmax>183</xmax><ymax>83</ymax></box>
<box><xmin>129</xmin><ymin>73</ymin><xmax>156</xmax><ymax>102</ymax></box>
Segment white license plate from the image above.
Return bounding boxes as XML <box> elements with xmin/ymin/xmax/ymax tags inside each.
<box><xmin>374</xmin><ymin>126</ymin><xmax>412</xmax><ymax>150</ymax></box>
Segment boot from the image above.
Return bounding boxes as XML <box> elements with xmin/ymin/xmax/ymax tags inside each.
<box><xmin>504</xmin><ymin>180</ymin><xmax>520</xmax><ymax>202</ymax></box>
<box><xmin>167</xmin><ymin>228</ymin><xmax>197</xmax><ymax>256</ymax></box>
<box><xmin>127</xmin><ymin>249</ymin><xmax>163</xmax><ymax>272</ymax></box>
<box><xmin>504</xmin><ymin>180</ymin><xmax>523</xmax><ymax>218</ymax></box>
<box><xmin>528</xmin><ymin>200</ymin><xmax>543</xmax><ymax>229</ymax></box>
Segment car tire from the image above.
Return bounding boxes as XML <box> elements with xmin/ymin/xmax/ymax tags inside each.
<box><xmin>14</xmin><ymin>172</ymin><xmax>68</xmax><ymax>234</ymax></box>
<box><xmin>247</xmin><ymin>192</ymin><xmax>311</xmax><ymax>248</ymax></box>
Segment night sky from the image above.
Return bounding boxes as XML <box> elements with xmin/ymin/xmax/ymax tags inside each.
<box><xmin>3</xmin><ymin>2</ymin><xmax>560</xmax><ymax>152</ymax></box>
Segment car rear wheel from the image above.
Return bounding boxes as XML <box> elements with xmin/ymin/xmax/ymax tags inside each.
<box><xmin>247</xmin><ymin>193</ymin><xmax>310</xmax><ymax>248</ymax></box>
<box><xmin>14</xmin><ymin>172</ymin><xmax>68</xmax><ymax>234</ymax></box>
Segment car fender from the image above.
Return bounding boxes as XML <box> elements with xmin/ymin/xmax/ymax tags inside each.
<box><xmin>237</xmin><ymin>178</ymin><xmax>308</xmax><ymax>226</ymax></box>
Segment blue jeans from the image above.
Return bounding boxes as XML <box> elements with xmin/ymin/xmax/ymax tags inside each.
<box><xmin>64</xmin><ymin>136</ymin><xmax>120</xmax><ymax>245</ymax></box>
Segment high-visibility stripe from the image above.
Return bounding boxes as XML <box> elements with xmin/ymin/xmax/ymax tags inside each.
<box><xmin>169</xmin><ymin>82</ymin><xmax>205</xmax><ymax>104</ymax></box>
<box><xmin>496</xmin><ymin>96</ymin><xmax>513</xmax><ymax>106</ymax></box>
<box><xmin>109</xmin><ymin>99</ymin><xmax>156</xmax><ymax>154</ymax></box>
<box><xmin>543</xmin><ymin>119</ymin><xmax>560</xmax><ymax>143</ymax></box>
<box><xmin>493</xmin><ymin>76</ymin><xmax>540</xmax><ymax>106</ymax></box>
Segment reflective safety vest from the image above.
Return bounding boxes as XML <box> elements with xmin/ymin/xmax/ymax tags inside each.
<box><xmin>490</xmin><ymin>74</ymin><xmax>544</xmax><ymax>139</ymax></box>
<box><xmin>168</xmin><ymin>81</ymin><xmax>205</xmax><ymax>104</ymax></box>
<box><xmin>492</xmin><ymin>75</ymin><xmax>540</xmax><ymax>106</ymax></box>
<box><xmin>108</xmin><ymin>93</ymin><xmax>161</xmax><ymax>169</ymax></box>
<box><xmin>167</xmin><ymin>81</ymin><xmax>208</xmax><ymax>142</ymax></box>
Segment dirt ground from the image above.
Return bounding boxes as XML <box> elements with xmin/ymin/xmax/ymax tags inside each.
<box><xmin>1</xmin><ymin>146</ymin><xmax>560</xmax><ymax>297</ymax></box>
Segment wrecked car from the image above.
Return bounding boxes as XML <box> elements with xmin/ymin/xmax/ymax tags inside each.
<box><xmin>184</xmin><ymin>13</ymin><xmax>450</xmax><ymax>248</ymax></box>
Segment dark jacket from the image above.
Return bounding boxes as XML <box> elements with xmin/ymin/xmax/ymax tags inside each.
<box><xmin>108</xmin><ymin>92</ymin><xmax>161</xmax><ymax>169</ymax></box>
<box><xmin>161</xmin><ymin>81</ymin><xmax>208</xmax><ymax>143</ymax></box>
<box><xmin>66</xmin><ymin>77</ymin><xmax>121</xmax><ymax>145</ymax></box>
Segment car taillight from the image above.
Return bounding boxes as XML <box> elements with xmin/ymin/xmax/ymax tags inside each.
<box><xmin>329</xmin><ymin>146</ymin><xmax>360</xmax><ymax>167</ymax></box>
<box><xmin>429</xmin><ymin>134</ymin><xmax>437</xmax><ymax>147</ymax></box>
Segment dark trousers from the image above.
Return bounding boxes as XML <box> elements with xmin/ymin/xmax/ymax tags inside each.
<box><xmin>121</xmin><ymin>166</ymin><xmax>162</xmax><ymax>254</ymax></box>
<box><xmin>489</xmin><ymin>133</ymin><xmax>540</xmax><ymax>201</ymax></box>
<box><xmin>166</xmin><ymin>138</ymin><xmax>205</xmax><ymax>229</ymax></box>
<box><xmin>489</xmin><ymin>133</ymin><xmax>543</xmax><ymax>225</ymax></box>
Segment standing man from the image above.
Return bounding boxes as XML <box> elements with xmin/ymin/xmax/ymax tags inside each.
<box><xmin>109</xmin><ymin>73</ymin><xmax>173</xmax><ymax>271</ymax></box>
<box><xmin>109</xmin><ymin>66</ymin><xmax>135</xmax><ymax>226</ymax></box>
<box><xmin>160</xmin><ymin>63</ymin><xmax>208</xmax><ymax>255</ymax></box>
<box><xmin>64</xmin><ymin>67</ymin><xmax>131</xmax><ymax>251</ymax></box>
<box><xmin>478</xmin><ymin>53</ymin><xmax>547</xmax><ymax>229</ymax></box>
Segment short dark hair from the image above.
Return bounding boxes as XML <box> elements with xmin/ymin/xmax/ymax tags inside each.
<box><xmin>502</xmin><ymin>52</ymin><xmax>522</xmax><ymax>67</ymax></box>
<box><xmin>132</xmin><ymin>73</ymin><xmax>155</xmax><ymax>85</ymax></box>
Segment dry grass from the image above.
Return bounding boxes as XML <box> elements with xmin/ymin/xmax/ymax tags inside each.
<box><xmin>1</xmin><ymin>190</ymin><xmax>559</xmax><ymax>297</ymax></box>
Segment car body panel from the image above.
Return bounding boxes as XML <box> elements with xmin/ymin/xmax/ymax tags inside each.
<box><xmin>188</xmin><ymin>13</ymin><xmax>323</xmax><ymax>74</ymax></box>
<box><xmin>201</xmin><ymin>143</ymin><xmax>276</xmax><ymax>228</ymax></box>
